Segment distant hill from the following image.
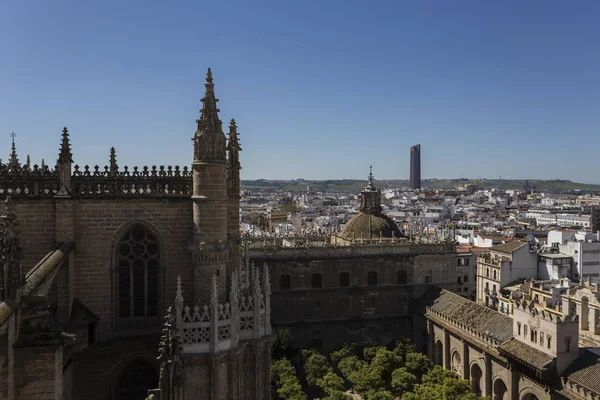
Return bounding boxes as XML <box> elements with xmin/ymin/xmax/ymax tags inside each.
<box><xmin>241</xmin><ymin>179</ymin><xmax>600</xmax><ymax>194</ymax></box>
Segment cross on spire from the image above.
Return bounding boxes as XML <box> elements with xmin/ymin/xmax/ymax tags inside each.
<box><xmin>9</xmin><ymin>131</ymin><xmax>16</xmax><ymax>143</ymax></box>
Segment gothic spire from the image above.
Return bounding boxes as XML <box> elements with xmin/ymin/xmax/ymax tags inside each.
<box><xmin>227</xmin><ymin>119</ymin><xmax>242</xmax><ymax>170</ymax></box>
<box><xmin>26</xmin><ymin>155</ymin><xmax>30</xmax><ymax>168</ymax></box>
<box><xmin>8</xmin><ymin>132</ymin><xmax>20</xmax><ymax>170</ymax></box>
<box><xmin>196</xmin><ymin>68</ymin><xmax>223</xmax><ymax>137</ymax></box>
<box><xmin>58</xmin><ymin>127</ymin><xmax>73</xmax><ymax>164</ymax></box>
<box><xmin>193</xmin><ymin>68</ymin><xmax>226</xmax><ymax>162</ymax></box>
<box><xmin>109</xmin><ymin>147</ymin><xmax>118</xmax><ymax>175</ymax></box>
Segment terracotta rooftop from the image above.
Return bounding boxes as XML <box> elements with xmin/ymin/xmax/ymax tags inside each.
<box><xmin>561</xmin><ymin>350</ymin><xmax>600</xmax><ymax>394</ymax></box>
<box><xmin>457</xmin><ymin>246</ymin><xmax>490</xmax><ymax>253</ymax></box>
<box><xmin>491</xmin><ymin>240</ymin><xmax>529</xmax><ymax>254</ymax></box>
<box><xmin>427</xmin><ymin>289</ymin><xmax>514</xmax><ymax>342</ymax></box>
<box><xmin>499</xmin><ymin>338</ymin><xmax>554</xmax><ymax>370</ymax></box>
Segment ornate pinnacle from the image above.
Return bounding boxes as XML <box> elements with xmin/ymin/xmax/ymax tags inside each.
<box><xmin>109</xmin><ymin>147</ymin><xmax>118</xmax><ymax>175</ymax></box>
<box><xmin>196</xmin><ymin>67</ymin><xmax>222</xmax><ymax>135</ymax></box>
<box><xmin>8</xmin><ymin>132</ymin><xmax>20</xmax><ymax>170</ymax></box>
<box><xmin>263</xmin><ymin>262</ymin><xmax>271</xmax><ymax>295</ymax></box>
<box><xmin>227</xmin><ymin>119</ymin><xmax>242</xmax><ymax>170</ymax></box>
<box><xmin>175</xmin><ymin>275</ymin><xmax>183</xmax><ymax>307</ymax></box>
<box><xmin>210</xmin><ymin>274</ymin><xmax>219</xmax><ymax>305</ymax></box>
<box><xmin>58</xmin><ymin>127</ymin><xmax>73</xmax><ymax>164</ymax></box>
<box><xmin>26</xmin><ymin>155</ymin><xmax>30</xmax><ymax>168</ymax></box>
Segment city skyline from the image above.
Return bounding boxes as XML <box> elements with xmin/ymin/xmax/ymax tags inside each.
<box><xmin>2</xmin><ymin>1</ymin><xmax>600</xmax><ymax>183</ymax></box>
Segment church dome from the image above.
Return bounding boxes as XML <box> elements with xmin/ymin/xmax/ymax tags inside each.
<box><xmin>337</xmin><ymin>166</ymin><xmax>405</xmax><ymax>241</ymax></box>
<box><xmin>339</xmin><ymin>212</ymin><xmax>402</xmax><ymax>240</ymax></box>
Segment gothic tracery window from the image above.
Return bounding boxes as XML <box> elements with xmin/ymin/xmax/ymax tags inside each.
<box><xmin>117</xmin><ymin>224</ymin><xmax>160</xmax><ymax>319</ymax></box>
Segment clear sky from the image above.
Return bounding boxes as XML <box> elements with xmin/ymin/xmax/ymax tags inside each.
<box><xmin>1</xmin><ymin>1</ymin><xmax>599</xmax><ymax>183</ymax></box>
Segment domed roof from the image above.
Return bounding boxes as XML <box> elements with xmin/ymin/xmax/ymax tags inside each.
<box><xmin>339</xmin><ymin>212</ymin><xmax>403</xmax><ymax>240</ymax></box>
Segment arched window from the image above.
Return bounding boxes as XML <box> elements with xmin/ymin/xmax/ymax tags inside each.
<box><xmin>117</xmin><ymin>224</ymin><xmax>160</xmax><ymax>318</ymax></box>
<box><xmin>280</xmin><ymin>274</ymin><xmax>291</xmax><ymax>290</ymax></box>
<box><xmin>367</xmin><ymin>271</ymin><xmax>378</xmax><ymax>286</ymax></box>
<box><xmin>397</xmin><ymin>270</ymin><xmax>407</xmax><ymax>284</ymax></box>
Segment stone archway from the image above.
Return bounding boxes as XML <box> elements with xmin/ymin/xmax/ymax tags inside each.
<box><xmin>470</xmin><ymin>363</ymin><xmax>482</xmax><ymax>396</ymax></box>
<box><xmin>115</xmin><ymin>358</ymin><xmax>158</xmax><ymax>400</ymax></box>
<box><xmin>493</xmin><ymin>378</ymin><xmax>508</xmax><ymax>400</ymax></box>
<box><xmin>434</xmin><ymin>340</ymin><xmax>443</xmax><ymax>366</ymax></box>
<box><xmin>522</xmin><ymin>393</ymin><xmax>540</xmax><ymax>400</ymax></box>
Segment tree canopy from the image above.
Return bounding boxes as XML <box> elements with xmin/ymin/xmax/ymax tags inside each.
<box><xmin>270</xmin><ymin>330</ymin><xmax>485</xmax><ymax>400</ymax></box>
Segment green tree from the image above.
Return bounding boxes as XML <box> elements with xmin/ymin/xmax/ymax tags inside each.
<box><xmin>393</xmin><ymin>338</ymin><xmax>417</xmax><ymax>362</ymax></box>
<box><xmin>317</xmin><ymin>371</ymin><xmax>345</xmax><ymax>395</ymax></box>
<box><xmin>363</xmin><ymin>345</ymin><xmax>384</xmax><ymax>363</ymax></box>
<box><xmin>302</xmin><ymin>351</ymin><xmax>333</xmax><ymax>387</ymax></box>
<box><xmin>363</xmin><ymin>390</ymin><xmax>394</xmax><ymax>400</ymax></box>
<box><xmin>330</xmin><ymin>342</ymin><xmax>357</xmax><ymax>365</ymax></box>
<box><xmin>272</xmin><ymin>328</ymin><xmax>296</xmax><ymax>360</ymax></box>
<box><xmin>404</xmin><ymin>352</ymin><xmax>433</xmax><ymax>379</ymax></box>
<box><xmin>390</xmin><ymin>367</ymin><xmax>417</xmax><ymax>397</ymax></box>
<box><xmin>271</xmin><ymin>358</ymin><xmax>307</xmax><ymax>400</ymax></box>
<box><xmin>370</xmin><ymin>348</ymin><xmax>403</xmax><ymax>382</ymax></box>
<box><xmin>337</xmin><ymin>356</ymin><xmax>366</xmax><ymax>379</ymax></box>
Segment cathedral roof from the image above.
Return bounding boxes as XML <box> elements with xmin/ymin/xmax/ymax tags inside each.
<box><xmin>426</xmin><ymin>289</ymin><xmax>514</xmax><ymax>342</ymax></box>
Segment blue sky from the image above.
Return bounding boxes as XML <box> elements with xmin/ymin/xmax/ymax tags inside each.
<box><xmin>1</xmin><ymin>1</ymin><xmax>599</xmax><ymax>183</ymax></box>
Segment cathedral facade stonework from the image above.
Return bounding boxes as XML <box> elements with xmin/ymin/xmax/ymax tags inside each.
<box><xmin>0</xmin><ymin>69</ymin><xmax>272</xmax><ymax>400</ymax></box>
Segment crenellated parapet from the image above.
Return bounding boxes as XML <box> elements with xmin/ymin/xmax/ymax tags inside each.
<box><xmin>71</xmin><ymin>164</ymin><xmax>193</xmax><ymax>197</ymax></box>
<box><xmin>515</xmin><ymin>299</ymin><xmax>579</xmax><ymax>323</ymax></box>
<box><xmin>174</xmin><ymin>261</ymin><xmax>272</xmax><ymax>355</ymax></box>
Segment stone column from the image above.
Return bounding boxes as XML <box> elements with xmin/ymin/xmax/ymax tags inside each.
<box><xmin>210</xmin><ymin>356</ymin><xmax>219</xmax><ymax>400</ymax></box>
<box><xmin>462</xmin><ymin>340</ymin><xmax>470</xmax><ymax>380</ymax></box>
<box><xmin>483</xmin><ymin>354</ymin><xmax>492</xmax><ymax>398</ymax></box>
<box><xmin>509</xmin><ymin>364</ymin><xmax>519</xmax><ymax>400</ymax></box>
<box><xmin>443</xmin><ymin>328</ymin><xmax>450</xmax><ymax>370</ymax></box>
<box><xmin>427</xmin><ymin>320</ymin><xmax>435</xmax><ymax>361</ymax></box>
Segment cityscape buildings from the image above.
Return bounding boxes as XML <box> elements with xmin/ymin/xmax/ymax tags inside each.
<box><xmin>2</xmin><ymin>70</ymin><xmax>600</xmax><ymax>400</ymax></box>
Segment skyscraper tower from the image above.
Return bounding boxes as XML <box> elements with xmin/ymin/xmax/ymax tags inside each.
<box><xmin>410</xmin><ymin>144</ymin><xmax>421</xmax><ymax>190</ymax></box>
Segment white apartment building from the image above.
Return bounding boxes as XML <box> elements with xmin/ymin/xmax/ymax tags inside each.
<box><xmin>476</xmin><ymin>240</ymin><xmax>538</xmax><ymax>310</ymax></box>
<box><xmin>536</xmin><ymin>213</ymin><xmax>590</xmax><ymax>229</ymax></box>
<box><xmin>548</xmin><ymin>230</ymin><xmax>600</xmax><ymax>280</ymax></box>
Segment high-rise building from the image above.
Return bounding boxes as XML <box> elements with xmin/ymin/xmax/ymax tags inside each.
<box><xmin>410</xmin><ymin>144</ymin><xmax>421</xmax><ymax>189</ymax></box>
<box><xmin>592</xmin><ymin>205</ymin><xmax>600</xmax><ymax>234</ymax></box>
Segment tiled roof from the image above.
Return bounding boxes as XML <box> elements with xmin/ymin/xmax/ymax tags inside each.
<box><xmin>427</xmin><ymin>289</ymin><xmax>514</xmax><ymax>342</ymax></box>
<box><xmin>491</xmin><ymin>240</ymin><xmax>529</xmax><ymax>254</ymax></box>
<box><xmin>499</xmin><ymin>338</ymin><xmax>554</xmax><ymax>370</ymax></box>
<box><xmin>561</xmin><ymin>350</ymin><xmax>600</xmax><ymax>394</ymax></box>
